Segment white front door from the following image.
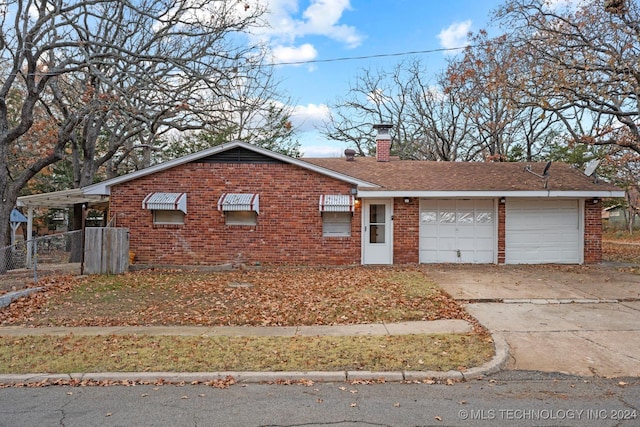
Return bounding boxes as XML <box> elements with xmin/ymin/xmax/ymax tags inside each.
<box><xmin>362</xmin><ymin>199</ymin><xmax>393</xmax><ymax>264</ymax></box>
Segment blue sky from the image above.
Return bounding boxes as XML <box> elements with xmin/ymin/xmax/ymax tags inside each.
<box><xmin>252</xmin><ymin>0</ymin><xmax>507</xmax><ymax>157</ymax></box>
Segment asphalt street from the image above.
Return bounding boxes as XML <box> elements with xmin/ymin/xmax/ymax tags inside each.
<box><xmin>1</xmin><ymin>372</ymin><xmax>638</xmax><ymax>427</ymax></box>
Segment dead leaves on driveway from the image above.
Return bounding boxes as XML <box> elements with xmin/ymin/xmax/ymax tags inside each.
<box><xmin>0</xmin><ymin>267</ymin><xmax>469</xmax><ymax>327</ymax></box>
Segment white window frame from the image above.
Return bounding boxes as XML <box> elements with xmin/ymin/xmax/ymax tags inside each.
<box><xmin>322</xmin><ymin>211</ymin><xmax>352</xmax><ymax>237</ymax></box>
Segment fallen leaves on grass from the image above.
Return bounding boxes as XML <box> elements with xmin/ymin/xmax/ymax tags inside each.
<box><xmin>0</xmin><ymin>267</ymin><xmax>470</xmax><ymax>328</ymax></box>
<box><xmin>603</xmin><ymin>241</ymin><xmax>640</xmax><ymax>264</ymax></box>
<box><xmin>0</xmin><ymin>375</ymin><xmax>236</xmax><ymax>389</ymax></box>
<box><xmin>0</xmin><ymin>334</ymin><xmax>493</xmax><ymax>374</ymax></box>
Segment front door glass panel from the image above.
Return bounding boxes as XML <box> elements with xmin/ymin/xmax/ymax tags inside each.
<box><xmin>369</xmin><ymin>204</ymin><xmax>386</xmax><ymax>243</ymax></box>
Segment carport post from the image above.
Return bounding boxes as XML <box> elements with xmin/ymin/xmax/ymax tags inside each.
<box><xmin>26</xmin><ymin>207</ymin><xmax>34</xmax><ymax>267</ymax></box>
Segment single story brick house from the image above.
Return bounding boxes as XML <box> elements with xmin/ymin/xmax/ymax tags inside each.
<box><xmin>23</xmin><ymin>128</ymin><xmax>621</xmax><ymax>266</ymax></box>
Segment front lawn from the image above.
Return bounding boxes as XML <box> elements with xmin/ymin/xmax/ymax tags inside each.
<box><xmin>0</xmin><ymin>334</ymin><xmax>493</xmax><ymax>374</ymax></box>
<box><xmin>0</xmin><ymin>267</ymin><xmax>493</xmax><ymax>374</ymax></box>
<box><xmin>0</xmin><ymin>267</ymin><xmax>473</xmax><ymax>327</ymax></box>
<box><xmin>603</xmin><ymin>230</ymin><xmax>640</xmax><ymax>264</ymax></box>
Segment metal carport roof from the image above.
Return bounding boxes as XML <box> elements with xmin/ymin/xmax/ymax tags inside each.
<box><xmin>17</xmin><ymin>188</ymin><xmax>109</xmax><ymax>209</ymax></box>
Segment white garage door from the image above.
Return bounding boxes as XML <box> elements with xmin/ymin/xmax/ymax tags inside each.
<box><xmin>506</xmin><ymin>199</ymin><xmax>581</xmax><ymax>264</ymax></box>
<box><xmin>420</xmin><ymin>199</ymin><xmax>495</xmax><ymax>263</ymax></box>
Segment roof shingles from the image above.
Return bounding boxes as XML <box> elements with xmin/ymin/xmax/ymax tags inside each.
<box><xmin>303</xmin><ymin>157</ymin><xmax>620</xmax><ymax>192</ymax></box>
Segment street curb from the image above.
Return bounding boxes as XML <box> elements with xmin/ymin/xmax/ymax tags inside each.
<box><xmin>0</xmin><ymin>287</ymin><xmax>43</xmax><ymax>309</ymax></box>
<box><xmin>0</xmin><ymin>333</ymin><xmax>509</xmax><ymax>386</ymax></box>
<box><xmin>460</xmin><ymin>333</ymin><xmax>509</xmax><ymax>380</ymax></box>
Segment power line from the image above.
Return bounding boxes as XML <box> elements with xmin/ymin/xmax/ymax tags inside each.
<box><xmin>269</xmin><ymin>45</ymin><xmax>470</xmax><ymax>66</ymax></box>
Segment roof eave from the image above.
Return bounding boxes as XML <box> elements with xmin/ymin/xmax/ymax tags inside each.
<box><xmin>355</xmin><ymin>190</ymin><xmax>626</xmax><ymax>198</ymax></box>
<box><xmin>83</xmin><ymin>141</ymin><xmax>379</xmax><ymax>195</ymax></box>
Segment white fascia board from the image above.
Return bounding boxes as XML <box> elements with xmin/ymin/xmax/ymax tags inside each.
<box><xmin>83</xmin><ymin>141</ymin><xmax>379</xmax><ymax>196</ymax></box>
<box><xmin>355</xmin><ymin>190</ymin><xmax>626</xmax><ymax>198</ymax></box>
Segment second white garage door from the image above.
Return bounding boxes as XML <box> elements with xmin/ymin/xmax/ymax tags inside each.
<box><xmin>420</xmin><ymin>199</ymin><xmax>495</xmax><ymax>263</ymax></box>
<box><xmin>506</xmin><ymin>199</ymin><xmax>582</xmax><ymax>264</ymax></box>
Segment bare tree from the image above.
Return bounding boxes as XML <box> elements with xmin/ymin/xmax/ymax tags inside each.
<box><xmin>495</xmin><ymin>0</ymin><xmax>640</xmax><ymax>154</ymax></box>
<box><xmin>444</xmin><ymin>31</ymin><xmax>560</xmax><ymax>161</ymax></box>
<box><xmin>158</xmin><ymin>52</ymin><xmax>300</xmax><ymax>161</ymax></box>
<box><xmin>322</xmin><ymin>59</ymin><xmax>471</xmax><ymax>160</ymax></box>
<box><xmin>0</xmin><ymin>0</ymin><xmax>273</xmax><ymax>255</ymax></box>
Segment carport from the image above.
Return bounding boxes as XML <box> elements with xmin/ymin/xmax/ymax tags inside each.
<box><xmin>16</xmin><ymin>188</ymin><xmax>109</xmax><ymax>265</ymax></box>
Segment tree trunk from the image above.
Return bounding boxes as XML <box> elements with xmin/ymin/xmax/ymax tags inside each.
<box><xmin>0</xmin><ymin>200</ymin><xmax>15</xmax><ymax>274</ymax></box>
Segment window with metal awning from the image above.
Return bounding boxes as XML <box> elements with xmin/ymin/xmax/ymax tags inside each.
<box><xmin>319</xmin><ymin>195</ymin><xmax>355</xmax><ymax>212</ymax></box>
<box><xmin>319</xmin><ymin>195</ymin><xmax>354</xmax><ymax>237</ymax></box>
<box><xmin>217</xmin><ymin>193</ymin><xmax>260</xmax><ymax>213</ymax></box>
<box><xmin>217</xmin><ymin>193</ymin><xmax>260</xmax><ymax>226</ymax></box>
<box><xmin>142</xmin><ymin>192</ymin><xmax>187</xmax><ymax>213</ymax></box>
<box><xmin>142</xmin><ymin>192</ymin><xmax>187</xmax><ymax>225</ymax></box>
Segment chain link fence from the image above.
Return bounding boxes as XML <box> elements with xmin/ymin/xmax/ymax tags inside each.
<box><xmin>1</xmin><ymin>230</ymin><xmax>83</xmax><ymax>292</ymax></box>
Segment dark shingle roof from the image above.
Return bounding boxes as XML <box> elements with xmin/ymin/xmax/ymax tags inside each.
<box><xmin>303</xmin><ymin>157</ymin><xmax>620</xmax><ymax>192</ymax></box>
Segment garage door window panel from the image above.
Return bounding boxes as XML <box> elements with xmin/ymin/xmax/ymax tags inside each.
<box><xmin>440</xmin><ymin>211</ymin><xmax>456</xmax><ymax>223</ymax></box>
<box><xmin>458</xmin><ymin>211</ymin><xmax>474</xmax><ymax>224</ymax></box>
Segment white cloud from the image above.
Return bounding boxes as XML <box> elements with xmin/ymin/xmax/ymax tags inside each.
<box><xmin>290</xmin><ymin>103</ymin><xmax>331</xmax><ymax>132</ymax></box>
<box><xmin>272</xmin><ymin>43</ymin><xmax>318</xmax><ymax>64</ymax></box>
<box><xmin>255</xmin><ymin>0</ymin><xmax>363</xmax><ymax>66</ymax></box>
<box><xmin>301</xmin><ymin>143</ymin><xmax>346</xmax><ymax>158</ymax></box>
<box><xmin>437</xmin><ymin>20</ymin><xmax>472</xmax><ymax>51</ymax></box>
<box><xmin>297</xmin><ymin>129</ymin><xmax>346</xmax><ymax>157</ymax></box>
<box><xmin>299</xmin><ymin>0</ymin><xmax>362</xmax><ymax>47</ymax></box>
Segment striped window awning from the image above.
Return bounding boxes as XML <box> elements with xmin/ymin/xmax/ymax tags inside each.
<box><xmin>319</xmin><ymin>195</ymin><xmax>355</xmax><ymax>212</ymax></box>
<box><xmin>218</xmin><ymin>193</ymin><xmax>260</xmax><ymax>213</ymax></box>
<box><xmin>142</xmin><ymin>192</ymin><xmax>187</xmax><ymax>214</ymax></box>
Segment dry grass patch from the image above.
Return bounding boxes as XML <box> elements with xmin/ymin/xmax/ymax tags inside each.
<box><xmin>0</xmin><ymin>333</ymin><xmax>493</xmax><ymax>374</ymax></box>
<box><xmin>0</xmin><ymin>268</ymin><xmax>470</xmax><ymax>327</ymax></box>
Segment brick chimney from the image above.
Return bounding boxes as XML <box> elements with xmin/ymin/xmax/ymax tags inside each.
<box><xmin>374</xmin><ymin>124</ymin><xmax>392</xmax><ymax>162</ymax></box>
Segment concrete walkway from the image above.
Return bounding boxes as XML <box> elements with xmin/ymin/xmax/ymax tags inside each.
<box><xmin>0</xmin><ymin>320</ymin><xmax>471</xmax><ymax>337</ymax></box>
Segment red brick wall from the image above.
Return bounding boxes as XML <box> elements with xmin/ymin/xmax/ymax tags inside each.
<box><xmin>498</xmin><ymin>201</ymin><xmax>506</xmax><ymax>264</ymax></box>
<box><xmin>393</xmin><ymin>198</ymin><xmax>419</xmax><ymax>263</ymax></box>
<box><xmin>584</xmin><ymin>199</ymin><xmax>603</xmax><ymax>264</ymax></box>
<box><xmin>110</xmin><ymin>162</ymin><xmax>361</xmax><ymax>266</ymax></box>
<box><xmin>376</xmin><ymin>139</ymin><xmax>391</xmax><ymax>162</ymax></box>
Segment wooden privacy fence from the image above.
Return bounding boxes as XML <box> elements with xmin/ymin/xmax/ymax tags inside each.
<box><xmin>84</xmin><ymin>227</ymin><xmax>129</xmax><ymax>275</ymax></box>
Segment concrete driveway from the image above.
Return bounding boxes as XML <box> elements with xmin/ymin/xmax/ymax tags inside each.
<box><xmin>427</xmin><ymin>264</ymin><xmax>640</xmax><ymax>378</ymax></box>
